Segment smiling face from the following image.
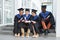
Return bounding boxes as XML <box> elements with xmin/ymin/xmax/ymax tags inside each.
<box><xmin>31</xmin><ymin>12</ymin><xmax>36</xmax><ymax>16</ymax></box>
<box><xmin>25</xmin><ymin>11</ymin><xmax>29</xmax><ymax>15</ymax></box>
<box><xmin>19</xmin><ymin>10</ymin><xmax>24</xmax><ymax>15</ymax></box>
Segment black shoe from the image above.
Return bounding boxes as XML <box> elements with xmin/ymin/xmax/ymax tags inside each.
<box><xmin>48</xmin><ymin>30</ymin><xmax>50</xmax><ymax>33</ymax></box>
<box><xmin>44</xmin><ymin>29</ymin><xmax>48</xmax><ymax>36</ymax></box>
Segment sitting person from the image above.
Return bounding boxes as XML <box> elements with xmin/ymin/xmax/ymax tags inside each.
<box><xmin>13</xmin><ymin>8</ymin><xmax>24</xmax><ymax>37</ymax></box>
<box><xmin>39</xmin><ymin>5</ymin><xmax>55</xmax><ymax>35</ymax></box>
<box><xmin>29</xmin><ymin>9</ymin><xmax>40</xmax><ymax>38</ymax></box>
<box><xmin>21</xmin><ymin>8</ymin><xmax>31</xmax><ymax>37</ymax></box>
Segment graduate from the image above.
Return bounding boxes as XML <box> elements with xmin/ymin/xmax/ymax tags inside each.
<box><xmin>39</xmin><ymin>5</ymin><xmax>55</xmax><ymax>35</ymax></box>
<box><xmin>30</xmin><ymin>9</ymin><xmax>40</xmax><ymax>38</ymax></box>
<box><xmin>21</xmin><ymin>8</ymin><xmax>31</xmax><ymax>37</ymax></box>
<box><xmin>13</xmin><ymin>8</ymin><xmax>24</xmax><ymax>37</ymax></box>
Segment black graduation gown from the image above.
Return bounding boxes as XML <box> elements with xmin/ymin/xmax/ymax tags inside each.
<box><xmin>13</xmin><ymin>14</ymin><xmax>24</xmax><ymax>34</ymax></box>
<box><xmin>23</xmin><ymin>14</ymin><xmax>31</xmax><ymax>32</ymax></box>
<box><xmin>29</xmin><ymin>15</ymin><xmax>40</xmax><ymax>34</ymax></box>
<box><xmin>39</xmin><ymin>11</ymin><xmax>55</xmax><ymax>28</ymax></box>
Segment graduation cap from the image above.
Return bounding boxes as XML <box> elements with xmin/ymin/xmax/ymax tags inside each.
<box><xmin>25</xmin><ymin>8</ymin><xmax>30</xmax><ymax>11</ymax></box>
<box><xmin>32</xmin><ymin>9</ymin><xmax>37</xmax><ymax>14</ymax></box>
<box><xmin>41</xmin><ymin>5</ymin><xmax>47</xmax><ymax>8</ymax></box>
<box><xmin>18</xmin><ymin>8</ymin><xmax>24</xmax><ymax>11</ymax></box>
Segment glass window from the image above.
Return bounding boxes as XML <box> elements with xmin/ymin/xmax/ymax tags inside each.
<box><xmin>22</xmin><ymin>0</ymin><xmax>53</xmax><ymax>14</ymax></box>
<box><xmin>0</xmin><ymin>0</ymin><xmax>3</xmax><ymax>24</ymax></box>
<box><xmin>42</xmin><ymin>0</ymin><xmax>53</xmax><ymax>12</ymax></box>
<box><xmin>22</xmin><ymin>0</ymin><xmax>31</xmax><ymax>8</ymax></box>
<box><xmin>4</xmin><ymin>0</ymin><xmax>15</xmax><ymax>24</ymax></box>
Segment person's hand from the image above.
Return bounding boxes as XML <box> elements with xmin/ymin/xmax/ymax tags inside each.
<box><xmin>32</xmin><ymin>21</ymin><xmax>36</xmax><ymax>24</ymax></box>
<box><xmin>25</xmin><ymin>21</ymin><xmax>31</xmax><ymax>23</ymax></box>
<box><xmin>25</xmin><ymin>21</ymin><xmax>29</xmax><ymax>23</ymax></box>
<box><xmin>22</xmin><ymin>20</ymin><xmax>25</xmax><ymax>22</ymax></box>
<box><xmin>18</xmin><ymin>20</ymin><xmax>20</xmax><ymax>23</ymax></box>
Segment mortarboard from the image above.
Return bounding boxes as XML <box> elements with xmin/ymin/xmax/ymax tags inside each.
<box><xmin>32</xmin><ymin>9</ymin><xmax>37</xmax><ymax>14</ymax></box>
<box><xmin>18</xmin><ymin>8</ymin><xmax>24</xmax><ymax>11</ymax></box>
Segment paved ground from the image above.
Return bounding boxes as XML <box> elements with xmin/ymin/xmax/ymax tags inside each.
<box><xmin>0</xmin><ymin>33</ymin><xmax>56</xmax><ymax>40</ymax></box>
<box><xmin>0</xmin><ymin>34</ymin><xmax>58</xmax><ymax>40</ymax></box>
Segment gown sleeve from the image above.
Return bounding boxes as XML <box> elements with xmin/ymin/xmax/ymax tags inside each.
<box><xmin>14</xmin><ymin>16</ymin><xmax>18</xmax><ymax>27</ymax></box>
<box><xmin>13</xmin><ymin>16</ymin><xmax>18</xmax><ymax>33</ymax></box>
<box><xmin>39</xmin><ymin>13</ymin><xmax>43</xmax><ymax>22</ymax></box>
<box><xmin>49</xmin><ymin>12</ymin><xmax>55</xmax><ymax>25</ymax></box>
<box><xmin>35</xmin><ymin>17</ymin><xmax>40</xmax><ymax>23</ymax></box>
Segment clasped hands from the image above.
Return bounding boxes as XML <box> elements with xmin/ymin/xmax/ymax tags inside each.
<box><xmin>18</xmin><ymin>20</ymin><xmax>36</xmax><ymax>24</ymax></box>
<box><xmin>18</xmin><ymin>20</ymin><xmax>31</xmax><ymax>23</ymax></box>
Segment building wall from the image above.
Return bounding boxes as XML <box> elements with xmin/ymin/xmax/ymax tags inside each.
<box><xmin>0</xmin><ymin>0</ymin><xmax>3</xmax><ymax>24</ymax></box>
<box><xmin>0</xmin><ymin>0</ymin><xmax>15</xmax><ymax>26</ymax></box>
<box><xmin>56</xmin><ymin>0</ymin><xmax>60</xmax><ymax>37</ymax></box>
<box><xmin>0</xmin><ymin>0</ymin><xmax>55</xmax><ymax>27</ymax></box>
<box><xmin>1</xmin><ymin>0</ymin><xmax>60</xmax><ymax>37</ymax></box>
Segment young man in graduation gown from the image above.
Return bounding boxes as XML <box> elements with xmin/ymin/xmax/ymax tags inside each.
<box><xmin>30</xmin><ymin>9</ymin><xmax>40</xmax><ymax>38</ymax></box>
<box><xmin>39</xmin><ymin>5</ymin><xmax>55</xmax><ymax>35</ymax></box>
<box><xmin>13</xmin><ymin>8</ymin><xmax>24</xmax><ymax>37</ymax></box>
<box><xmin>21</xmin><ymin>8</ymin><xmax>31</xmax><ymax>37</ymax></box>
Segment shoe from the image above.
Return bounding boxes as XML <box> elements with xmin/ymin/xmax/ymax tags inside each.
<box><xmin>26</xmin><ymin>35</ymin><xmax>29</xmax><ymax>38</ymax></box>
<box><xmin>26</xmin><ymin>33</ymin><xmax>29</xmax><ymax>38</ymax></box>
<box><xmin>17</xmin><ymin>33</ymin><xmax>20</xmax><ymax>37</ymax></box>
<box><xmin>48</xmin><ymin>30</ymin><xmax>50</xmax><ymax>33</ymax></box>
<box><xmin>44</xmin><ymin>29</ymin><xmax>48</xmax><ymax>36</ymax></box>
<box><xmin>21</xmin><ymin>34</ymin><xmax>24</xmax><ymax>37</ymax></box>
<box><xmin>15</xmin><ymin>34</ymin><xmax>18</xmax><ymax>37</ymax></box>
<box><xmin>26</xmin><ymin>29</ymin><xmax>30</xmax><ymax>38</ymax></box>
<box><xmin>35</xmin><ymin>34</ymin><xmax>39</xmax><ymax>38</ymax></box>
<box><xmin>32</xmin><ymin>35</ymin><xmax>35</xmax><ymax>38</ymax></box>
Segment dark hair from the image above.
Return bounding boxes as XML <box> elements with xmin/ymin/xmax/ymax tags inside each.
<box><xmin>25</xmin><ymin>8</ymin><xmax>30</xmax><ymax>11</ymax></box>
<box><xmin>32</xmin><ymin>9</ymin><xmax>37</xmax><ymax>14</ymax></box>
<box><xmin>18</xmin><ymin>8</ymin><xmax>24</xmax><ymax>11</ymax></box>
<box><xmin>41</xmin><ymin>5</ymin><xmax>46</xmax><ymax>8</ymax></box>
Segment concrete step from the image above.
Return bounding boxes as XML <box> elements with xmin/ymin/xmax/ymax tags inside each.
<box><xmin>2</xmin><ymin>27</ymin><xmax>13</xmax><ymax>31</ymax></box>
<box><xmin>0</xmin><ymin>25</ymin><xmax>56</xmax><ymax>35</ymax></box>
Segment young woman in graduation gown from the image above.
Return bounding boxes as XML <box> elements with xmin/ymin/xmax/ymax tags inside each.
<box><xmin>13</xmin><ymin>8</ymin><xmax>24</xmax><ymax>37</ymax></box>
<box><xmin>29</xmin><ymin>9</ymin><xmax>40</xmax><ymax>38</ymax></box>
<box><xmin>21</xmin><ymin>8</ymin><xmax>31</xmax><ymax>37</ymax></box>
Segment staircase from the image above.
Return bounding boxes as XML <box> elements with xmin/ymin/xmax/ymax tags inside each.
<box><xmin>0</xmin><ymin>25</ymin><xmax>56</xmax><ymax>35</ymax></box>
<box><xmin>0</xmin><ymin>25</ymin><xmax>14</xmax><ymax>35</ymax></box>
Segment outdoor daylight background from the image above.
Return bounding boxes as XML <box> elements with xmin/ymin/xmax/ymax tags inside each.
<box><xmin>0</xmin><ymin>0</ymin><xmax>60</xmax><ymax>40</ymax></box>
